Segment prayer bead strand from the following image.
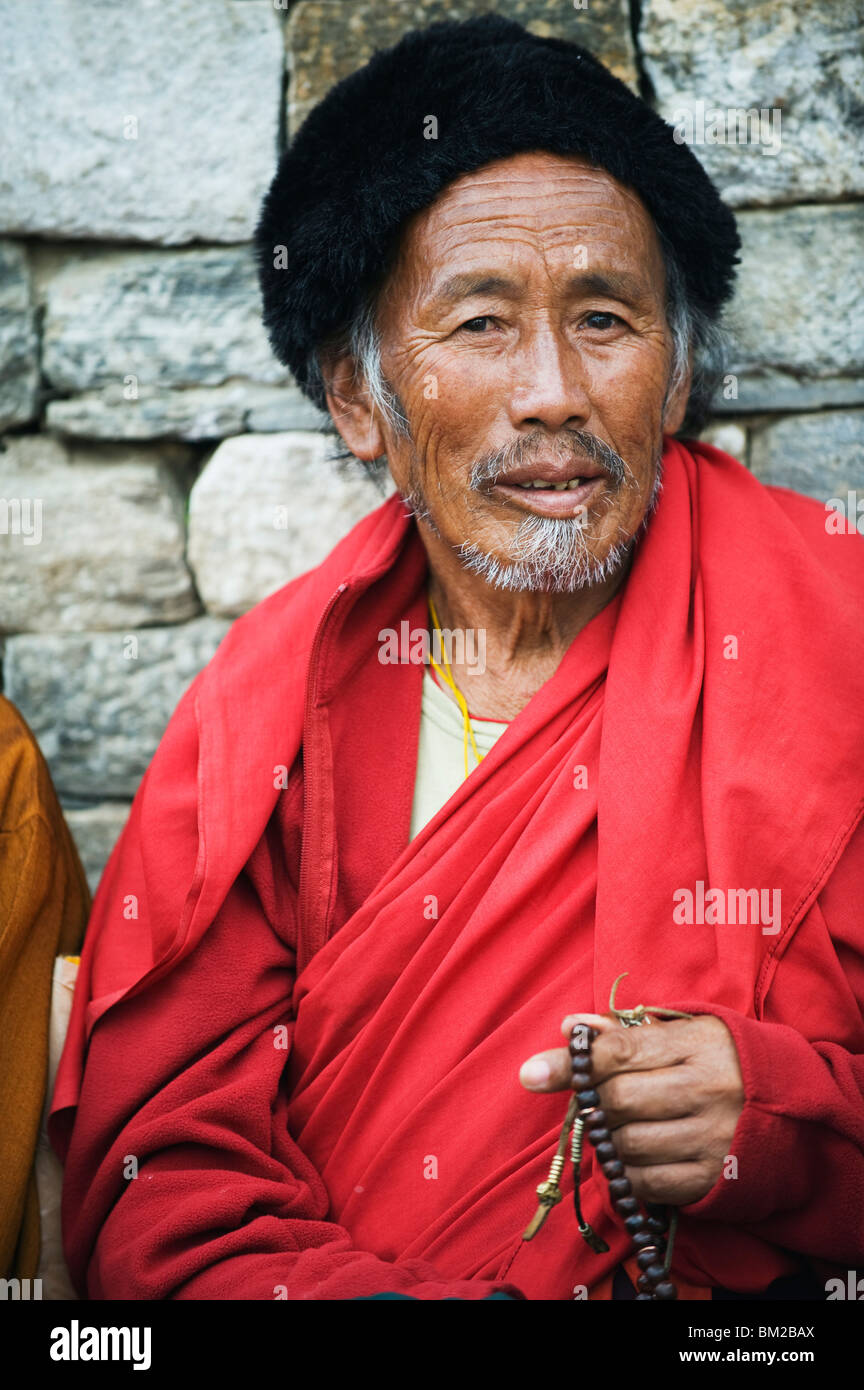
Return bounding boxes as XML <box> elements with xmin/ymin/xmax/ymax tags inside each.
<box><xmin>571</xmin><ymin>1022</ymin><xmax>679</xmax><ymax>1301</ymax></box>
<box><xmin>522</xmin><ymin>976</ymin><xmax>692</xmax><ymax>1297</ymax></box>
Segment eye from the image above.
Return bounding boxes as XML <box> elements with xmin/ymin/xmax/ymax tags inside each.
<box><xmin>582</xmin><ymin>311</ymin><xmax>624</xmax><ymax>331</ymax></box>
<box><xmin>458</xmin><ymin>316</ymin><xmax>495</xmax><ymax>333</ymax></box>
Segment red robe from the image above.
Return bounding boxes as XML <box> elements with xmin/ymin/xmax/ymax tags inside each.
<box><xmin>51</xmin><ymin>439</ymin><xmax>864</xmax><ymax>1300</ymax></box>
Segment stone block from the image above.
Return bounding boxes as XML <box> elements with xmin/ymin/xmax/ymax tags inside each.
<box><xmin>0</xmin><ymin>0</ymin><xmax>283</xmax><ymax>243</ymax></box>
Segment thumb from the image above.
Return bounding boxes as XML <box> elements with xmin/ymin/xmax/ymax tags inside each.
<box><xmin>560</xmin><ymin>1011</ymin><xmax>619</xmax><ymax>1040</ymax></box>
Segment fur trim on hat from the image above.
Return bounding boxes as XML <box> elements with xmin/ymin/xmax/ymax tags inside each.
<box><xmin>255</xmin><ymin>14</ymin><xmax>740</xmax><ymax>406</ymax></box>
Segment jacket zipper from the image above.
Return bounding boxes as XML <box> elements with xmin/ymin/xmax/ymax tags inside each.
<box><xmin>297</xmin><ymin>581</ymin><xmax>349</xmax><ymax>971</ymax></box>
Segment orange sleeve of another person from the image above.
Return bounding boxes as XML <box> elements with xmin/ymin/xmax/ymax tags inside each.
<box><xmin>0</xmin><ymin>694</ymin><xmax>91</xmax><ymax>1278</ymax></box>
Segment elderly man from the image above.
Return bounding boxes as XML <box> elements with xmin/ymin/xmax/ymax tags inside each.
<box><xmin>52</xmin><ymin>16</ymin><xmax>864</xmax><ymax>1301</ymax></box>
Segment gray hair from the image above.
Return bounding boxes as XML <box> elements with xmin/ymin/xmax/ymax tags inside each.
<box><xmin>310</xmin><ymin>231</ymin><xmax>729</xmax><ymax>483</ymax></box>
<box><xmin>657</xmin><ymin>228</ymin><xmax>730</xmax><ymax>438</ymax></box>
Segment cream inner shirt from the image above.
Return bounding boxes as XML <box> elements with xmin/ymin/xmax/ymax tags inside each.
<box><xmin>409</xmin><ymin>667</ymin><xmax>510</xmax><ymax>840</ymax></box>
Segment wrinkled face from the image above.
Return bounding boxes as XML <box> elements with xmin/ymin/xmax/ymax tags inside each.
<box><xmin>346</xmin><ymin>152</ymin><xmax>688</xmax><ymax>592</ymax></box>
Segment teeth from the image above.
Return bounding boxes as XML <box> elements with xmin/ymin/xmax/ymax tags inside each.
<box><xmin>515</xmin><ymin>478</ymin><xmax>584</xmax><ymax>491</ymax></box>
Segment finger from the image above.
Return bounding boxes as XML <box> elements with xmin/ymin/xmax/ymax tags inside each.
<box><xmin>589</xmin><ymin>1017</ymin><xmax>698</xmax><ymax>1085</ymax></box>
<box><xmin>624</xmin><ymin>1160</ymin><xmax>718</xmax><ymax>1208</ymax></box>
<box><xmin>521</xmin><ymin>1021</ymin><xmax>691</xmax><ymax>1092</ymax></box>
<box><xmin>596</xmin><ymin>1067</ymin><xmax>699</xmax><ymax>1127</ymax></box>
<box><xmin>521</xmin><ymin>1014</ymin><xmax>617</xmax><ymax>1091</ymax></box>
<box><xmin>519</xmin><ymin>1045</ymin><xmax>573</xmax><ymax>1091</ymax></box>
<box><xmin>559</xmin><ymin>1012</ymin><xmax>617</xmax><ymax>1038</ymax></box>
<box><xmin>605</xmin><ymin>1117</ymin><xmax>706</xmax><ymax>1167</ymax></box>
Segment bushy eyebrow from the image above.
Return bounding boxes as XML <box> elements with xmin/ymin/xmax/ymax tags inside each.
<box><xmin>426</xmin><ymin>268</ymin><xmax>651</xmax><ymax>310</ymax></box>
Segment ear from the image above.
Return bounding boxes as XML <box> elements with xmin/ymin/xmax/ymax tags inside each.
<box><xmin>321</xmin><ymin>351</ymin><xmax>386</xmax><ymax>462</ymax></box>
<box><xmin>661</xmin><ymin>357</ymin><xmax>693</xmax><ymax>436</ymax></box>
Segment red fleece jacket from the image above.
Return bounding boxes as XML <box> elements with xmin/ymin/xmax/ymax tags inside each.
<box><xmin>51</xmin><ymin>440</ymin><xmax>864</xmax><ymax>1299</ymax></box>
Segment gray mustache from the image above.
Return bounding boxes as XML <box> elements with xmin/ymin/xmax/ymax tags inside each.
<box><xmin>469</xmin><ymin>430</ymin><xmax>631</xmax><ymax>490</ymax></box>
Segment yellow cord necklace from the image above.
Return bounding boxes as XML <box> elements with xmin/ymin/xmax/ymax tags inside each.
<box><xmin>427</xmin><ymin>593</ymin><xmax>484</xmax><ymax>780</ymax></box>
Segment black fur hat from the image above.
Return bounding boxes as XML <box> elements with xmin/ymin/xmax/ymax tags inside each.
<box><xmin>255</xmin><ymin>14</ymin><xmax>740</xmax><ymax>406</ymax></box>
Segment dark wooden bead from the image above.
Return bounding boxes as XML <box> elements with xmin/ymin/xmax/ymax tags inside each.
<box><xmin>601</xmin><ymin>1159</ymin><xmax>625</xmax><ymax>1180</ymax></box>
<box><xmin>594</xmin><ymin>1141</ymin><xmax>617</xmax><ymax>1163</ymax></box>
<box><xmin>608</xmin><ymin>1177</ymin><xmax>632</xmax><ymax>1199</ymax></box>
<box><xmin>624</xmin><ymin>1214</ymin><xmax>646</xmax><ymax>1236</ymax></box>
<box><xmin>634</xmin><ymin>1244</ymin><xmax>660</xmax><ymax>1262</ymax></box>
<box><xmin>576</xmin><ymin>1089</ymin><xmax>600</xmax><ymax>1109</ymax></box>
<box><xmin>615</xmin><ymin>1196</ymin><xmax>640</xmax><ymax>1217</ymax></box>
<box><xmin>568</xmin><ymin>1037</ymin><xmax>590</xmax><ymax>1057</ymax></box>
<box><xmin>587</xmin><ymin>1127</ymin><xmax>610</xmax><ymax>1147</ymax></box>
<box><xmin>585</xmin><ymin>1109</ymin><xmax>607</xmax><ymax>1130</ymax></box>
<box><xmin>631</xmin><ymin>1229</ymin><xmax>655</xmax><ymax>1249</ymax></box>
<box><xmin>644</xmin><ymin>1215</ymin><xmax>668</xmax><ymax>1236</ymax></box>
<box><xmin>654</xmin><ymin>1282</ymin><xmax>678</xmax><ymax>1301</ymax></box>
<box><xmin>644</xmin><ymin>1263</ymin><xmax>667</xmax><ymax>1284</ymax></box>
<box><xmin>636</xmin><ymin>1273</ymin><xmax>657</xmax><ymax>1293</ymax></box>
<box><xmin>637</xmin><ymin>1247</ymin><xmax>665</xmax><ymax>1271</ymax></box>
<box><xmin>570</xmin><ymin>1055</ymin><xmax>591</xmax><ymax>1074</ymax></box>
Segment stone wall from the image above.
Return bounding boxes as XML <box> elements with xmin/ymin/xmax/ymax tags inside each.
<box><xmin>1</xmin><ymin>0</ymin><xmax>862</xmax><ymax>893</ymax></box>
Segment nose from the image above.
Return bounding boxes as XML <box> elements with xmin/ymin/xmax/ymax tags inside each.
<box><xmin>506</xmin><ymin>327</ymin><xmax>592</xmax><ymax>433</ymax></box>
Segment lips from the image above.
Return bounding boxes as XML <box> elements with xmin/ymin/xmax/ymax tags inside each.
<box><xmin>491</xmin><ymin>474</ymin><xmax>604</xmax><ymax>517</ymax></box>
<box><xmin>493</xmin><ymin>461</ymin><xmax>605</xmax><ymax>490</ymax></box>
